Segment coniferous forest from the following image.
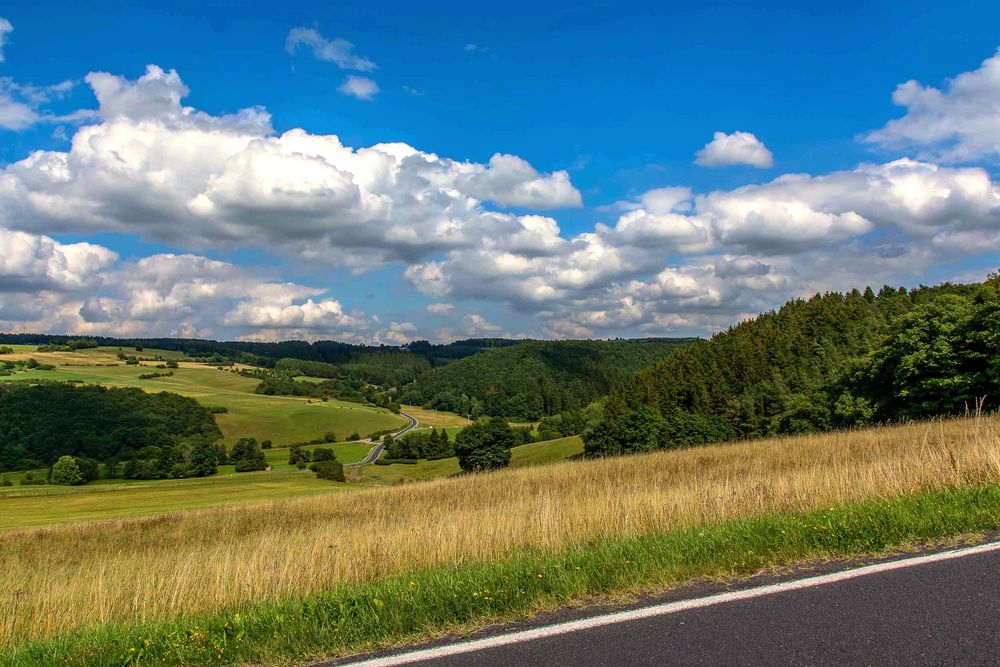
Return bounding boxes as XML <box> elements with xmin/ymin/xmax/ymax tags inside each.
<box><xmin>583</xmin><ymin>275</ymin><xmax>1000</xmax><ymax>456</ymax></box>
<box><xmin>400</xmin><ymin>338</ymin><xmax>697</xmax><ymax>421</ymax></box>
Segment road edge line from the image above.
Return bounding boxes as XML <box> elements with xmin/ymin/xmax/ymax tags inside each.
<box><xmin>340</xmin><ymin>539</ymin><xmax>1000</xmax><ymax>666</ymax></box>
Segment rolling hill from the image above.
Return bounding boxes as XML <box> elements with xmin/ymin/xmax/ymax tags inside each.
<box><xmin>400</xmin><ymin>338</ymin><xmax>696</xmax><ymax>420</ymax></box>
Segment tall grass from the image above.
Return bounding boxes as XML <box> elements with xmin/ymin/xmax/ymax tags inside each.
<box><xmin>2</xmin><ymin>417</ymin><xmax>999</xmax><ymax>648</ymax></box>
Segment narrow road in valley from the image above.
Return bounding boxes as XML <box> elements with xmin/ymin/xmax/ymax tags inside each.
<box><xmin>331</xmin><ymin>540</ymin><xmax>1000</xmax><ymax>666</ymax></box>
<box><xmin>352</xmin><ymin>410</ymin><xmax>418</xmax><ymax>466</ymax></box>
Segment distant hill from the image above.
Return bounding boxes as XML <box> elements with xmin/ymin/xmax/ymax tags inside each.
<box><xmin>400</xmin><ymin>338</ymin><xmax>696</xmax><ymax>420</ymax></box>
<box><xmin>0</xmin><ymin>334</ymin><xmax>519</xmax><ymax>372</ymax></box>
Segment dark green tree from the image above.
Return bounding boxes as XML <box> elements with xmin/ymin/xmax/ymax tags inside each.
<box><xmin>454</xmin><ymin>417</ymin><xmax>513</xmax><ymax>472</ymax></box>
<box><xmin>288</xmin><ymin>444</ymin><xmax>310</xmax><ymax>468</ymax></box>
<box><xmin>187</xmin><ymin>440</ymin><xmax>220</xmax><ymax>477</ymax></box>
<box><xmin>311</xmin><ymin>447</ymin><xmax>337</xmax><ymax>462</ymax></box>
<box><xmin>230</xmin><ymin>438</ymin><xmax>267</xmax><ymax>472</ymax></box>
<box><xmin>310</xmin><ymin>460</ymin><xmax>346</xmax><ymax>481</ymax></box>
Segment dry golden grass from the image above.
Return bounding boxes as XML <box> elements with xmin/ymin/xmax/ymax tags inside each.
<box><xmin>2</xmin><ymin>416</ymin><xmax>999</xmax><ymax>646</ymax></box>
<box><xmin>401</xmin><ymin>404</ymin><xmax>472</xmax><ymax>428</ymax></box>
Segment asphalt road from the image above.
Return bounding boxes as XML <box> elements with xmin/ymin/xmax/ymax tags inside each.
<box><xmin>335</xmin><ymin>541</ymin><xmax>1000</xmax><ymax>666</ymax></box>
<box><xmin>354</xmin><ymin>410</ymin><xmax>417</xmax><ymax>465</ymax></box>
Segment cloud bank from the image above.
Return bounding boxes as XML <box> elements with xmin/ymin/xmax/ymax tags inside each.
<box><xmin>2</xmin><ymin>49</ymin><xmax>1000</xmax><ymax>342</ymax></box>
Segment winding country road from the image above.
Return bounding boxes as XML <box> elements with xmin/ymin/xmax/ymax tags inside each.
<box><xmin>352</xmin><ymin>410</ymin><xmax>418</xmax><ymax>466</ymax></box>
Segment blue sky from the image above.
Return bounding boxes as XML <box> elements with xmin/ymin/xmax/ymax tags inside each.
<box><xmin>1</xmin><ymin>1</ymin><xmax>999</xmax><ymax>342</ymax></box>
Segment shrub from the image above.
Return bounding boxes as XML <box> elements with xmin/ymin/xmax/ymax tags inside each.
<box><xmin>207</xmin><ymin>406</ymin><xmax>228</xmax><ymax>414</ymax></box>
<box><xmin>0</xmin><ymin>475</ymin><xmax>12</xmax><ymax>487</ymax></box>
<box><xmin>288</xmin><ymin>444</ymin><xmax>310</xmax><ymax>468</ymax></box>
<box><xmin>19</xmin><ymin>472</ymin><xmax>45</xmax><ymax>486</ymax></box>
<box><xmin>260</xmin><ymin>440</ymin><xmax>272</xmax><ymax>450</ymax></box>
<box><xmin>348</xmin><ymin>432</ymin><xmax>361</xmax><ymax>441</ymax></box>
<box><xmin>74</xmin><ymin>457</ymin><xmax>100</xmax><ymax>483</ymax></box>
<box><xmin>138</xmin><ymin>371</ymin><xmax>173</xmax><ymax>380</ymax></box>
<box><xmin>50</xmin><ymin>456</ymin><xmax>84</xmax><ymax>486</ymax></box>
<box><xmin>310</xmin><ymin>460</ymin><xmax>345</xmax><ymax>482</ymax></box>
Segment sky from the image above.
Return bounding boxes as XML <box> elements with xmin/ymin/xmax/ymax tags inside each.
<box><xmin>1</xmin><ymin>0</ymin><xmax>1000</xmax><ymax>344</ymax></box>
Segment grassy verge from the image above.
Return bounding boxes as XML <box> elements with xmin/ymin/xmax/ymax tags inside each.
<box><xmin>4</xmin><ymin>483</ymin><xmax>1000</xmax><ymax>666</ymax></box>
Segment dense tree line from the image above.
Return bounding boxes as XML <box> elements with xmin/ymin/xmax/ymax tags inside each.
<box><xmin>401</xmin><ymin>339</ymin><xmax>695</xmax><ymax>421</ymax></box>
<box><xmin>0</xmin><ymin>383</ymin><xmax>222</xmax><ymax>471</ymax></box>
<box><xmin>252</xmin><ymin>372</ymin><xmax>401</xmax><ymax>411</ymax></box>
<box><xmin>384</xmin><ymin>429</ymin><xmax>455</xmax><ymax>461</ymax></box>
<box><xmin>275</xmin><ymin>352</ymin><xmax>431</xmax><ymax>387</ymax></box>
<box><xmin>584</xmin><ymin>276</ymin><xmax>1000</xmax><ymax>457</ymax></box>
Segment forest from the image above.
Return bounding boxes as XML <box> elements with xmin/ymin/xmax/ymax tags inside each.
<box><xmin>0</xmin><ymin>383</ymin><xmax>221</xmax><ymax>471</ymax></box>
<box><xmin>583</xmin><ymin>275</ymin><xmax>1000</xmax><ymax>456</ymax></box>
<box><xmin>400</xmin><ymin>338</ymin><xmax>696</xmax><ymax>420</ymax></box>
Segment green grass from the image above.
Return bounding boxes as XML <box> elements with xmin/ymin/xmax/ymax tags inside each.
<box><xmin>510</xmin><ymin>436</ymin><xmax>583</xmax><ymax>466</ymax></box>
<box><xmin>0</xmin><ymin>440</ymin><xmax>375</xmax><ymax>529</ymax></box>
<box><xmin>0</xmin><ymin>435</ymin><xmax>569</xmax><ymax>528</ymax></box>
<box><xmin>292</xmin><ymin>375</ymin><xmax>328</xmax><ymax>383</ymax></box>
<box><xmin>359</xmin><ymin>436</ymin><xmax>582</xmax><ymax>485</ymax></box>
<box><xmin>0</xmin><ymin>363</ymin><xmax>405</xmax><ymax>445</ymax></box>
<box><xmin>0</xmin><ymin>471</ymin><xmax>347</xmax><ymax>531</ymax></box>
<box><xmin>5</xmin><ymin>483</ymin><xmax>999</xmax><ymax>666</ymax></box>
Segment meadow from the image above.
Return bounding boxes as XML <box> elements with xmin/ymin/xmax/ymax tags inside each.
<box><xmin>0</xmin><ymin>346</ymin><xmax>406</xmax><ymax>444</ymax></box>
<box><xmin>355</xmin><ymin>435</ymin><xmax>582</xmax><ymax>484</ymax></box>
<box><xmin>0</xmin><ymin>437</ymin><xmax>578</xmax><ymax>529</ymax></box>
<box><xmin>2</xmin><ymin>416</ymin><xmax>998</xmax><ymax>655</ymax></box>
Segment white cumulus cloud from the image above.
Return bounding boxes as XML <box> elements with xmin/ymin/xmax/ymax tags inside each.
<box><xmin>695</xmin><ymin>131</ymin><xmax>774</xmax><ymax>168</ymax></box>
<box><xmin>0</xmin><ymin>18</ymin><xmax>12</xmax><ymax>63</ymax></box>
<box><xmin>866</xmin><ymin>47</ymin><xmax>1000</xmax><ymax>162</ymax></box>
<box><xmin>0</xmin><ymin>66</ymin><xmax>582</xmax><ymax>270</ymax></box>
<box><xmin>338</xmin><ymin>75</ymin><xmax>379</xmax><ymax>100</ymax></box>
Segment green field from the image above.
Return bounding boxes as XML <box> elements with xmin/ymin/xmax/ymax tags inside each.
<box><xmin>0</xmin><ymin>437</ymin><xmax>578</xmax><ymax>531</ymax></box>
<box><xmin>0</xmin><ymin>345</ymin><xmax>584</xmax><ymax>532</ymax></box>
<box><xmin>359</xmin><ymin>436</ymin><xmax>583</xmax><ymax>484</ymax></box>
<box><xmin>0</xmin><ymin>357</ymin><xmax>405</xmax><ymax>444</ymax></box>
<box><xmin>0</xmin><ymin>470</ymin><xmax>346</xmax><ymax>531</ymax></box>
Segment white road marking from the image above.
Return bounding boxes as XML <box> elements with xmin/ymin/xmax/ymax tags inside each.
<box><xmin>340</xmin><ymin>539</ymin><xmax>1000</xmax><ymax>666</ymax></box>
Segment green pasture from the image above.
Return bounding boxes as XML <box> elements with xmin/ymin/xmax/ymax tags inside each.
<box><xmin>359</xmin><ymin>436</ymin><xmax>583</xmax><ymax>485</ymax></box>
<box><xmin>0</xmin><ymin>362</ymin><xmax>405</xmax><ymax>445</ymax></box>
<box><xmin>0</xmin><ymin>470</ymin><xmax>346</xmax><ymax>531</ymax></box>
<box><xmin>0</xmin><ymin>437</ymin><xmax>576</xmax><ymax>531</ymax></box>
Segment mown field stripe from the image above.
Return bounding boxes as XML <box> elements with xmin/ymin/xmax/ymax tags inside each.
<box><xmin>4</xmin><ymin>483</ymin><xmax>1000</xmax><ymax>666</ymax></box>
